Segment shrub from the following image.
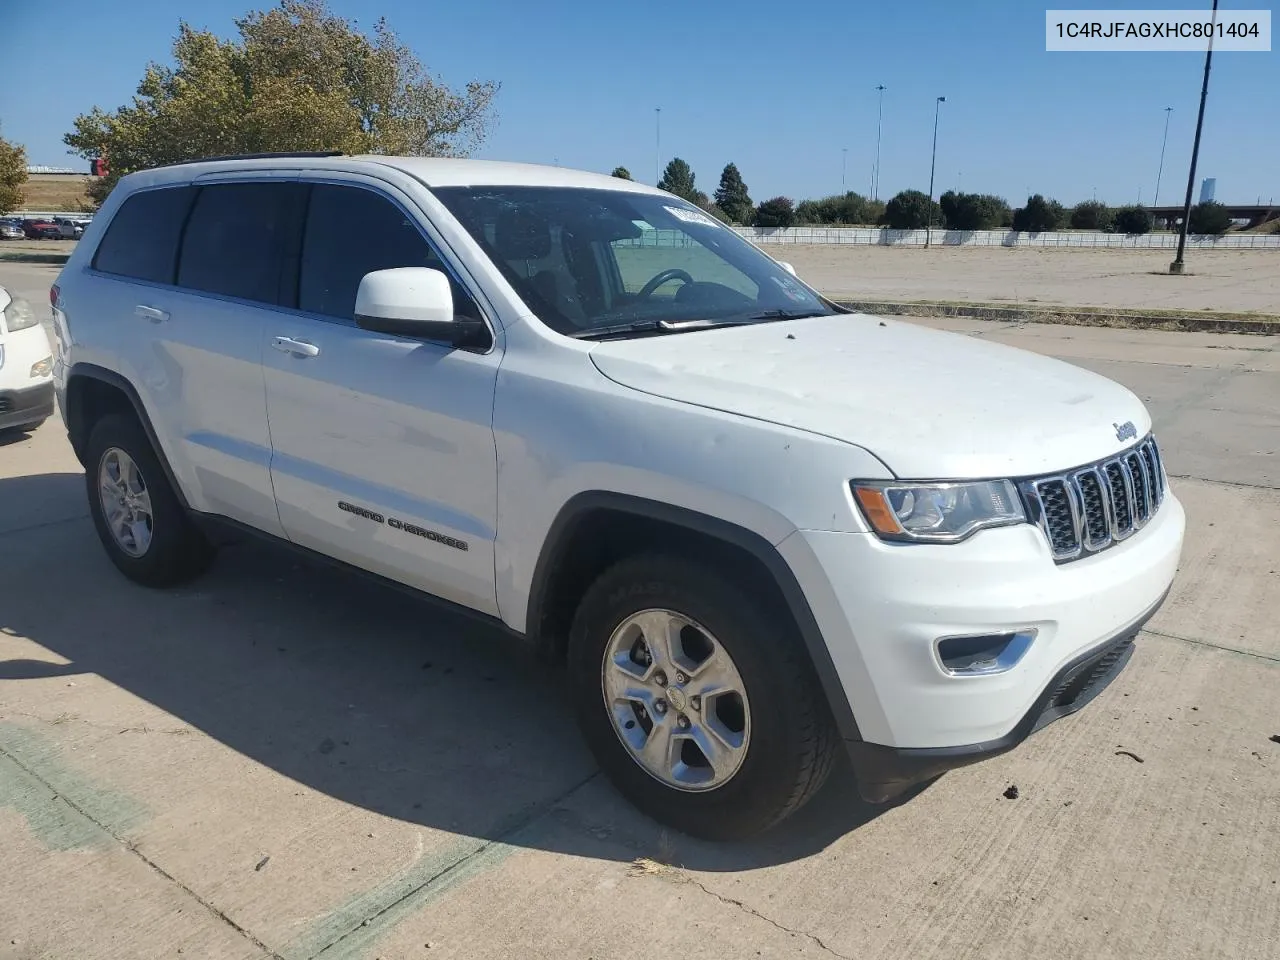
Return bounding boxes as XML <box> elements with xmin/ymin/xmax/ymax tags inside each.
<box><xmin>882</xmin><ymin>189</ymin><xmax>940</xmax><ymax>229</ymax></box>
<box><xmin>1070</xmin><ymin>200</ymin><xmax>1112</xmax><ymax>231</ymax></box>
<box><xmin>939</xmin><ymin>191</ymin><xmax>1011</xmax><ymax>231</ymax></box>
<box><xmin>754</xmin><ymin>196</ymin><xmax>795</xmax><ymax>228</ymax></box>
<box><xmin>794</xmin><ymin>191</ymin><xmax>876</xmax><ymax>225</ymax></box>
<box><xmin>610</xmin><ymin>166</ymin><xmax>632</xmax><ymax>180</ymax></box>
<box><xmin>1010</xmin><ymin>194</ymin><xmax>1064</xmax><ymax>232</ymax></box>
<box><xmin>1189</xmin><ymin>200</ymin><xmax>1232</xmax><ymax>235</ymax></box>
<box><xmin>1112</xmin><ymin>205</ymin><xmax>1153</xmax><ymax>235</ymax></box>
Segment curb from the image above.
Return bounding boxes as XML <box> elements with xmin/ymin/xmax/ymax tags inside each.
<box><xmin>834</xmin><ymin>300</ymin><xmax>1280</xmax><ymax>336</ymax></box>
<box><xmin>0</xmin><ymin>252</ymin><xmax>71</xmax><ymax>265</ymax></box>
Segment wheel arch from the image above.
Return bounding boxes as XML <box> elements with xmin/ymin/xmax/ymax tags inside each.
<box><xmin>525</xmin><ymin>491</ymin><xmax>862</xmax><ymax>743</ymax></box>
<box><xmin>64</xmin><ymin>363</ymin><xmax>191</xmax><ymax>511</ymax></box>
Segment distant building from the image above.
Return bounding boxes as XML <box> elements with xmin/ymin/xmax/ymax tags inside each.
<box><xmin>1199</xmin><ymin>178</ymin><xmax>1217</xmax><ymax>203</ymax></box>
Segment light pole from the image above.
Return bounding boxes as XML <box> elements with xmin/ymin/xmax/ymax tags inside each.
<box><xmin>1153</xmin><ymin>106</ymin><xmax>1173</xmax><ymax>207</ymax></box>
<box><xmin>842</xmin><ymin>147</ymin><xmax>848</xmax><ymax>192</ymax></box>
<box><xmin>1171</xmin><ymin>0</ymin><xmax>1218</xmax><ymax>274</ymax></box>
<box><xmin>872</xmin><ymin>84</ymin><xmax>886</xmax><ymax>200</ymax></box>
<box><xmin>654</xmin><ymin>107</ymin><xmax>661</xmax><ymax>186</ymax></box>
<box><xmin>925</xmin><ymin>96</ymin><xmax>945</xmax><ymax>248</ymax></box>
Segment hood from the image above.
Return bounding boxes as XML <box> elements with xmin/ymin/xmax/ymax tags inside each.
<box><xmin>588</xmin><ymin>314</ymin><xmax>1150</xmax><ymax>479</ymax></box>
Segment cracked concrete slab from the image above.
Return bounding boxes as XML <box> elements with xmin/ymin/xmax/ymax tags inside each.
<box><xmin>527</xmin><ymin>637</ymin><xmax>1278</xmax><ymax>960</ymax></box>
<box><xmin>0</xmin><ymin>734</ymin><xmax>272</xmax><ymax>960</ymax></box>
<box><xmin>1147</xmin><ymin>477</ymin><xmax>1280</xmax><ymax>660</ymax></box>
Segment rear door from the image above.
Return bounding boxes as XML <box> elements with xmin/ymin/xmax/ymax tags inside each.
<box><xmin>262</xmin><ymin>178</ymin><xmax>502</xmax><ymax>614</ymax></box>
<box><xmin>134</xmin><ymin>176</ymin><xmax>306</xmax><ymax>534</ymax></box>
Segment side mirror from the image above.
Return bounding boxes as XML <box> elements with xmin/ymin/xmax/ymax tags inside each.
<box><xmin>777</xmin><ymin>261</ymin><xmax>797</xmax><ymax>277</ymax></box>
<box><xmin>354</xmin><ymin>267</ymin><xmax>489</xmax><ymax>349</ymax></box>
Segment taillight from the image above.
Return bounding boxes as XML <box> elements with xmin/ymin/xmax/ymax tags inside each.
<box><xmin>50</xmin><ymin>284</ymin><xmax>60</xmax><ymax>309</ymax></box>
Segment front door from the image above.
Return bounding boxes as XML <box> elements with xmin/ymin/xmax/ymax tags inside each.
<box><xmin>262</xmin><ymin>180</ymin><xmax>501</xmax><ymax>615</ymax></box>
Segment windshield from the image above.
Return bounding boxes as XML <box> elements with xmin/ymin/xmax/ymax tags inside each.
<box><xmin>431</xmin><ymin>186</ymin><xmax>839</xmax><ymax>338</ymax></box>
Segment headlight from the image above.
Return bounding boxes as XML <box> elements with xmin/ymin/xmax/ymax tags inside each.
<box><xmin>851</xmin><ymin>479</ymin><xmax>1025</xmax><ymax>543</ymax></box>
<box><xmin>30</xmin><ymin>356</ymin><xmax>53</xmax><ymax>378</ymax></box>
<box><xmin>3</xmin><ymin>296</ymin><xmax>39</xmax><ymax>332</ymax></box>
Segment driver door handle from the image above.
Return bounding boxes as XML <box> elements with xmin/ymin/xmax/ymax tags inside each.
<box><xmin>272</xmin><ymin>336</ymin><xmax>320</xmax><ymax>358</ymax></box>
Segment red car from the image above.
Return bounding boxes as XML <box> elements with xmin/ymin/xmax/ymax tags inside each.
<box><xmin>21</xmin><ymin>219</ymin><xmax>62</xmax><ymax>240</ymax></box>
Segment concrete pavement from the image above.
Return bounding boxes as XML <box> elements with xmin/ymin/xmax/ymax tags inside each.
<box><xmin>1</xmin><ymin>263</ymin><xmax>1278</xmax><ymax>959</ymax></box>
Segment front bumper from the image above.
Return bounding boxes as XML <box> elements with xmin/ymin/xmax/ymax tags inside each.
<box><xmin>846</xmin><ymin>595</ymin><xmax>1159</xmax><ymax>802</ymax></box>
<box><xmin>776</xmin><ymin>485</ymin><xmax>1184</xmax><ymax>798</ymax></box>
<box><xmin>0</xmin><ymin>381</ymin><xmax>55</xmax><ymax>430</ymax></box>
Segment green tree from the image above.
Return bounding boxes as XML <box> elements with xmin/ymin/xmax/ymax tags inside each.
<box><xmin>754</xmin><ymin>196</ymin><xmax>795</xmax><ymax>228</ymax></box>
<box><xmin>939</xmin><ymin>191</ymin><xmax>1010</xmax><ymax>230</ymax></box>
<box><xmin>1189</xmin><ymin>200</ymin><xmax>1232</xmax><ymax>235</ymax></box>
<box><xmin>1070</xmin><ymin>200</ymin><xmax>1112</xmax><ymax>231</ymax></box>
<box><xmin>702</xmin><ymin>203</ymin><xmax>731</xmax><ymax>223</ymax></box>
<box><xmin>0</xmin><ymin>127</ymin><xmax>26</xmax><ymax>214</ymax></box>
<box><xmin>713</xmin><ymin>162</ymin><xmax>753</xmax><ymax>224</ymax></box>
<box><xmin>64</xmin><ymin>0</ymin><xmax>498</xmax><ymax>203</ymax></box>
<box><xmin>657</xmin><ymin>157</ymin><xmax>698</xmax><ymax>202</ymax></box>
<box><xmin>610</xmin><ymin>166</ymin><xmax>632</xmax><ymax>180</ymax></box>
<box><xmin>882</xmin><ymin>189</ymin><xmax>940</xmax><ymax>229</ymax></box>
<box><xmin>1111</xmin><ymin>205</ymin><xmax>1153</xmax><ymax>235</ymax></box>
<box><xmin>1011</xmin><ymin>194</ymin><xmax>1064</xmax><ymax>232</ymax></box>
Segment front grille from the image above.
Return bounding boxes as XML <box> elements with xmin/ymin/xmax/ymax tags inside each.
<box><xmin>1022</xmin><ymin>435</ymin><xmax>1165</xmax><ymax>563</ymax></box>
<box><xmin>0</xmin><ymin>396</ymin><xmax>12</xmax><ymax>414</ymax></box>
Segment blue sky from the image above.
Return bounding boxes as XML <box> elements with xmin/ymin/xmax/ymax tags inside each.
<box><xmin>1</xmin><ymin>0</ymin><xmax>1275</xmax><ymax>205</ymax></box>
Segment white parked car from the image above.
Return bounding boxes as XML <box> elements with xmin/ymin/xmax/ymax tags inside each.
<box><xmin>50</xmin><ymin>154</ymin><xmax>1184</xmax><ymax>839</ymax></box>
<box><xmin>0</xmin><ymin>285</ymin><xmax>56</xmax><ymax>433</ymax></box>
<box><xmin>56</xmin><ymin>217</ymin><xmax>91</xmax><ymax>239</ymax></box>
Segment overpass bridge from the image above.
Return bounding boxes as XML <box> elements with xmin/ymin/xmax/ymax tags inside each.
<box><xmin>1147</xmin><ymin>203</ymin><xmax>1277</xmax><ymax>228</ymax></box>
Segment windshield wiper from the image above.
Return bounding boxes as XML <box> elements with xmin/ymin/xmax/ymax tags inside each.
<box><xmin>742</xmin><ymin>308</ymin><xmax>827</xmax><ymax>321</ymax></box>
<box><xmin>570</xmin><ymin>317</ymin><xmax>752</xmax><ymax>341</ymax></box>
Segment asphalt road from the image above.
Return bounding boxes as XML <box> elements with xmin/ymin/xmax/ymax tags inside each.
<box><xmin>1</xmin><ymin>258</ymin><xmax>1278</xmax><ymax>960</ymax></box>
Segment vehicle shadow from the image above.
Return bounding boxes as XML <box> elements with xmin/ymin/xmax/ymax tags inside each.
<box><xmin>0</xmin><ymin>471</ymin><xmax>920</xmax><ymax>871</ymax></box>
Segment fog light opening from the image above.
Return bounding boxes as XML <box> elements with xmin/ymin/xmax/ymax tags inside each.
<box><xmin>937</xmin><ymin>630</ymin><xmax>1036</xmax><ymax>676</ymax></box>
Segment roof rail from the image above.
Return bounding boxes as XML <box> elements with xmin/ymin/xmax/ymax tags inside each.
<box><xmin>159</xmin><ymin>150</ymin><xmax>345</xmax><ymax>168</ymax></box>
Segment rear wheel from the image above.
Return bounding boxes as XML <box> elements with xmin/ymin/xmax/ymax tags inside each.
<box><xmin>85</xmin><ymin>413</ymin><xmax>213</xmax><ymax>587</ymax></box>
<box><xmin>568</xmin><ymin>553</ymin><xmax>837</xmax><ymax>840</ymax></box>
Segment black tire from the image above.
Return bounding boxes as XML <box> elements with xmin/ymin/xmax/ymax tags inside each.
<box><xmin>85</xmin><ymin>413</ymin><xmax>213</xmax><ymax>587</ymax></box>
<box><xmin>568</xmin><ymin>553</ymin><xmax>838</xmax><ymax>840</ymax></box>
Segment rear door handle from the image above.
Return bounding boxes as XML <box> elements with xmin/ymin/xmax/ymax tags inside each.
<box><xmin>135</xmin><ymin>305</ymin><xmax>168</xmax><ymax>323</ymax></box>
<box><xmin>272</xmin><ymin>336</ymin><xmax>321</xmax><ymax>358</ymax></box>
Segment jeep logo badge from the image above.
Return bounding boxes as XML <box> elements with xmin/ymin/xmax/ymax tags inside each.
<box><xmin>1113</xmin><ymin>421</ymin><xmax>1137</xmax><ymax>442</ymax></box>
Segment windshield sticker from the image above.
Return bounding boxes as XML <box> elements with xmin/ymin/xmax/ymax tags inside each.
<box><xmin>769</xmin><ymin>275</ymin><xmax>814</xmax><ymax>303</ymax></box>
<box><xmin>663</xmin><ymin>205</ymin><xmax>721</xmax><ymax>229</ymax></box>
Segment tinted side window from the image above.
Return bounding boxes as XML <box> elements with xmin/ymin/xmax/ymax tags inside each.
<box><xmin>93</xmin><ymin>186</ymin><xmax>196</xmax><ymax>283</ymax></box>
<box><xmin>298</xmin><ymin>184</ymin><xmax>479</xmax><ymax>321</ymax></box>
<box><xmin>177</xmin><ymin>182</ymin><xmax>306</xmax><ymax>304</ymax></box>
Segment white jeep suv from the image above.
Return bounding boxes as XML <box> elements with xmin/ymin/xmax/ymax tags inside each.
<box><xmin>51</xmin><ymin>153</ymin><xmax>1184</xmax><ymax>839</ymax></box>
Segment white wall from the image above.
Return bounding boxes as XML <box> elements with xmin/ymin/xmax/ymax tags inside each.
<box><xmin>734</xmin><ymin>226</ymin><xmax>1280</xmax><ymax>249</ymax></box>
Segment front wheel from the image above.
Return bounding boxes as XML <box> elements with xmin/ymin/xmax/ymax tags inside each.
<box><xmin>568</xmin><ymin>554</ymin><xmax>838</xmax><ymax>840</ymax></box>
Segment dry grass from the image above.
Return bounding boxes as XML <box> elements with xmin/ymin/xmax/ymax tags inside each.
<box><xmin>19</xmin><ymin>175</ymin><xmax>96</xmax><ymax>212</ymax></box>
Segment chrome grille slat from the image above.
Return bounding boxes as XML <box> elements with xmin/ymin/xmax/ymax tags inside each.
<box><xmin>1021</xmin><ymin>435</ymin><xmax>1165</xmax><ymax>564</ymax></box>
<box><xmin>1140</xmin><ymin>440</ymin><xmax>1163</xmax><ymax>506</ymax></box>
<box><xmin>1074</xmin><ymin>468</ymin><xmax>1112</xmax><ymax>550</ymax></box>
<box><xmin>1126</xmin><ymin>453</ymin><xmax>1150</xmax><ymax>524</ymax></box>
